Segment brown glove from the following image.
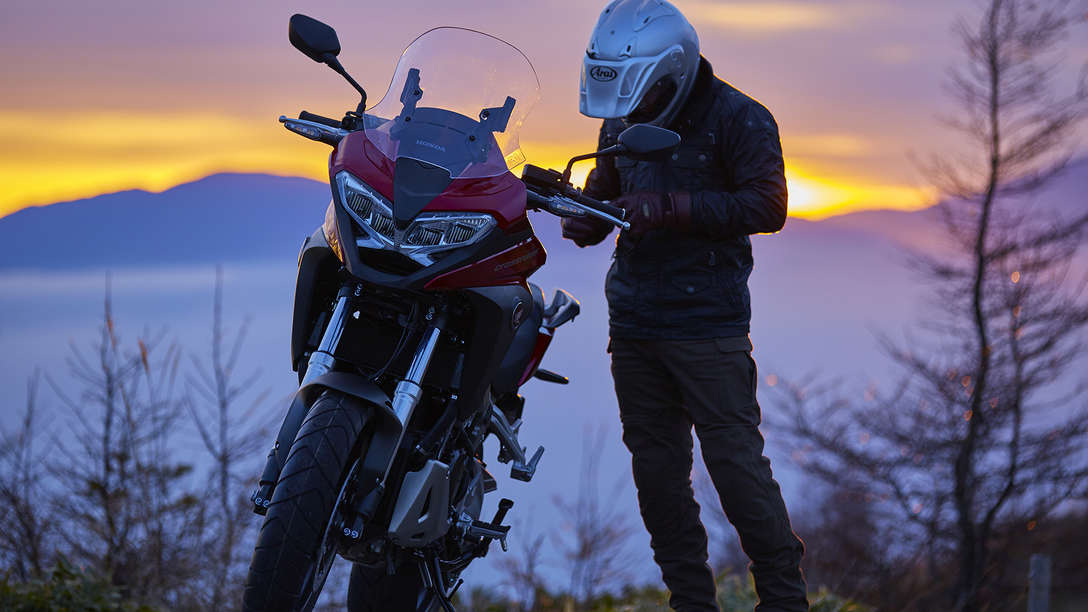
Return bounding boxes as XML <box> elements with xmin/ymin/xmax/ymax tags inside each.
<box><xmin>614</xmin><ymin>191</ymin><xmax>692</xmax><ymax>238</ymax></box>
<box><xmin>561</xmin><ymin>215</ymin><xmax>613</xmax><ymax>248</ymax></box>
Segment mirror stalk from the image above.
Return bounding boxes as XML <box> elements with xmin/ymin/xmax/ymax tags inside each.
<box><xmin>322</xmin><ymin>54</ymin><xmax>368</xmax><ymax>113</ymax></box>
<box><xmin>556</xmin><ymin>125</ymin><xmax>680</xmax><ymax>184</ymax></box>
<box><xmin>561</xmin><ymin>144</ymin><xmax>623</xmax><ymax>184</ymax></box>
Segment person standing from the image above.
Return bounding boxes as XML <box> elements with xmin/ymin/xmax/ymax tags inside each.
<box><xmin>562</xmin><ymin>1</ymin><xmax>808</xmax><ymax>610</ymax></box>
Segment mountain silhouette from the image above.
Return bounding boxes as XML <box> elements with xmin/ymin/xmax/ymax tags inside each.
<box><xmin>0</xmin><ymin>173</ymin><xmax>328</xmax><ymax>270</ymax></box>
<box><xmin>3</xmin><ymin>157</ymin><xmax>1083</xmax><ymax>272</ymax></box>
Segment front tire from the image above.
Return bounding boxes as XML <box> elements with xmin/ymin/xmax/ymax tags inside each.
<box><xmin>244</xmin><ymin>391</ymin><xmax>369</xmax><ymax>612</ymax></box>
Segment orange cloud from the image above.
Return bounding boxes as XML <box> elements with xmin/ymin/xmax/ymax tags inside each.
<box><xmin>681</xmin><ymin>1</ymin><xmax>843</xmax><ymax>33</ymax></box>
<box><xmin>783</xmin><ymin>132</ymin><xmax>874</xmax><ymax>158</ymax></box>
<box><xmin>784</xmin><ymin>163</ymin><xmax>935</xmax><ymax>219</ymax></box>
<box><xmin>0</xmin><ymin>110</ymin><xmax>933</xmax><ymax>222</ymax></box>
<box><xmin>0</xmin><ymin>111</ymin><xmax>327</xmax><ymax>215</ymax></box>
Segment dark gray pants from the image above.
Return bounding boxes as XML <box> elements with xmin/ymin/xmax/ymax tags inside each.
<box><xmin>610</xmin><ymin>337</ymin><xmax>808</xmax><ymax>612</ymax></box>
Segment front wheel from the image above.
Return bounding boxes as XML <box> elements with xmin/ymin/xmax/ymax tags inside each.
<box><xmin>243</xmin><ymin>391</ymin><xmax>370</xmax><ymax>612</ymax></box>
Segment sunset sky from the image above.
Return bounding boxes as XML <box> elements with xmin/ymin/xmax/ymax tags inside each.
<box><xmin>2</xmin><ymin>0</ymin><xmax>1086</xmax><ymax>220</ymax></box>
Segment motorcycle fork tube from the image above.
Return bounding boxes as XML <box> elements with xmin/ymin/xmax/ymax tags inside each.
<box><xmin>301</xmin><ymin>289</ymin><xmax>351</xmax><ymax>386</ymax></box>
<box><xmin>252</xmin><ymin>289</ymin><xmax>353</xmax><ymax>512</ymax></box>
<box><xmin>352</xmin><ymin>320</ymin><xmax>444</xmax><ymax>521</ymax></box>
<box><xmin>386</xmin><ymin>324</ymin><xmax>443</xmax><ymax>467</ymax></box>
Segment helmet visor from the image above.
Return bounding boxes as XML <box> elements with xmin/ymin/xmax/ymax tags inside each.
<box><xmin>580</xmin><ymin>44</ymin><xmax>684</xmax><ymax>119</ymax></box>
<box><xmin>625</xmin><ymin>76</ymin><xmax>677</xmax><ymax>124</ymax></box>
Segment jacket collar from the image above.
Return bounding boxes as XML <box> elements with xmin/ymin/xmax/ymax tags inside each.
<box><xmin>669</xmin><ymin>56</ymin><xmax>715</xmax><ymax>134</ymax></box>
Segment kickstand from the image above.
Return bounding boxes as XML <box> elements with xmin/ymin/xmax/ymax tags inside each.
<box><xmin>417</xmin><ymin>554</ymin><xmax>456</xmax><ymax>612</ymax></box>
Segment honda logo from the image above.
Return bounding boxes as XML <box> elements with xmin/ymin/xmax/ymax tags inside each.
<box><xmin>511</xmin><ymin>299</ymin><xmax>526</xmax><ymax>329</ymax></box>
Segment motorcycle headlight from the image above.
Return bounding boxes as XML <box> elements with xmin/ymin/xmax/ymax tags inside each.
<box><xmin>336</xmin><ymin>171</ymin><xmax>397</xmax><ymax>245</ymax></box>
<box><xmin>335</xmin><ymin>171</ymin><xmax>497</xmax><ymax>266</ymax></box>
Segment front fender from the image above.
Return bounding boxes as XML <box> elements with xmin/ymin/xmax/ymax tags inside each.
<box><xmin>257</xmin><ymin>372</ymin><xmax>399</xmax><ymax>505</ymax></box>
<box><xmin>301</xmin><ymin>372</ymin><xmax>407</xmax><ymax>501</ymax></box>
<box><xmin>301</xmin><ymin>371</ymin><xmax>402</xmax><ymax>460</ymax></box>
<box><xmin>299</xmin><ymin>371</ymin><xmax>390</xmax><ymax>412</ymax></box>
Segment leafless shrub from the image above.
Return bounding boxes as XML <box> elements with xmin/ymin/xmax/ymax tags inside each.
<box><xmin>498</xmin><ymin>512</ymin><xmax>549</xmax><ymax>611</ymax></box>
<box><xmin>0</xmin><ymin>373</ymin><xmax>52</xmax><ymax>582</ymax></box>
<box><xmin>552</xmin><ymin>426</ymin><xmax>635</xmax><ymax>609</ymax></box>
<box><xmin>43</xmin><ymin>277</ymin><xmax>208</xmax><ymax>608</ymax></box>
<box><xmin>774</xmin><ymin>2</ymin><xmax>1088</xmax><ymax>609</ymax></box>
<box><xmin>185</xmin><ymin>266</ymin><xmax>268</xmax><ymax>610</ymax></box>
<box><xmin>0</xmin><ymin>271</ymin><xmax>276</xmax><ymax>608</ymax></box>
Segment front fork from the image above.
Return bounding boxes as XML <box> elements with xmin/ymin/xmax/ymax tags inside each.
<box><xmin>251</xmin><ymin>284</ymin><xmax>442</xmax><ymax>513</ymax></box>
<box><xmin>301</xmin><ymin>285</ymin><xmax>354</xmax><ymax>386</ymax></box>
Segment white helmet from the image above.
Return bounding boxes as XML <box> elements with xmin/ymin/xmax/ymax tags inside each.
<box><xmin>580</xmin><ymin>0</ymin><xmax>700</xmax><ymax>127</ymax></box>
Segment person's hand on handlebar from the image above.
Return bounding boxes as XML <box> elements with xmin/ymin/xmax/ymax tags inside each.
<box><xmin>613</xmin><ymin>191</ymin><xmax>692</xmax><ymax>238</ymax></box>
<box><xmin>561</xmin><ymin>216</ymin><xmax>614</xmax><ymax>248</ymax></box>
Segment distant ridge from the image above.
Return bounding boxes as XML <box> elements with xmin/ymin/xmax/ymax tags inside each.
<box><xmin>2</xmin><ymin>157</ymin><xmax>1083</xmax><ymax>271</ymax></box>
<box><xmin>0</xmin><ymin>174</ymin><xmax>329</xmax><ymax>270</ymax></box>
<box><xmin>810</xmin><ymin>156</ymin><xmax>1088</xmax><ymax>250</ymax></box>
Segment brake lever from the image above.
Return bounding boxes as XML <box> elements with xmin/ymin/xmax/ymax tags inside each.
<box><xmin>581</xmin><ymin>203</ymin><xmax>630</xmax><ymax>231</ymax></box>
<box><xmin>538</xmin><ymin>194</ymin><xmax>630</xmax><ymax>230</ymax></box>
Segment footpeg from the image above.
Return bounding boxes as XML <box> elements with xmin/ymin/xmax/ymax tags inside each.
<box><xmin>511</xmin><ymin>446</ymin><xmax>544</xmax><ymax>482</ymax></box>
<box><xmin>542</xmin><ymin>289</ymin><xmax>580</xmax><ymax>329</ymax></box>
<box><xmin>466</xmin><ymin>519</ymin><xmax>511</xmax><ymax>551</ymax></box>
<box><xmin>471</xmin><ymin>498</ymin><xmax>515</xmax><ymax>556</ymax></box>
<box><xmin>488</xmin><ymin>405</ymin><xmax>545</xmax><ymax>482</ymax></box>
<box><xmin>533</xmin><ymin>368</ymin><xmax>569</xmax><ymax>384</ymax></box>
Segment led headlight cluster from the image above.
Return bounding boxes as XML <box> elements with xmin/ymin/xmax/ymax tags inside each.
<box><xmin>335</xmin><ymin>171</ymin><xmax>497</xmax><ymax>266</ymax></box>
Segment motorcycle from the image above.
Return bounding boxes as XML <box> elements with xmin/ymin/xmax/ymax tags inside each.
<box><xmin>244</xmin><ymin>14</ymin><xmax>680</xmax><ymax>611</ymax></box>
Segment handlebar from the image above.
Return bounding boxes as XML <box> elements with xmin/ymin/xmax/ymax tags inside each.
<box><xmin>298</xmin><ymin>111</ymin><xmax>343</xmax><ymax>128</ymax></box>
<box><xmin>521</xmin><ymin>163</ymin><xmax>629</xmax><ymax>230</ymax></box>
<box><xmin>526</xmin><ymin>188</ymin><xmax>630</xmax><ymax>231</ymax></box>
<box><xmin>579</xmin><ymin>194</ymin><xmax>625</xmax><ymax>220</ymax></box>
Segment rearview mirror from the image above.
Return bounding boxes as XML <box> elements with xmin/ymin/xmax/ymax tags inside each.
<box><xmin>557</xmin><ymin>125</ymin><xmax>681</xmax><ymax>184</ymax></box>
<box><xmin>617</xmin><ymin>124</ymin><xmax>681</xmax><ymax>155</ymax></box>
<box><xmin>289</xmin><ymin>14</ymin><xmax>341</xmax><ymax>63</ymax></box>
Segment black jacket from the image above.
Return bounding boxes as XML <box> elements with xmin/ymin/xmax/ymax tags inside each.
<box><xmin>584</xmin><ymin>57</ymin><xmax>787</xmax><ymax>339</ymax></box>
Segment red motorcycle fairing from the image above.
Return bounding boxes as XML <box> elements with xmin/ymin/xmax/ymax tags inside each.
<box><xmin>517</xmin><ymin>329</ymin><xmax>553</xmax><ymax>387</ymax></box>
<box><xmin>323</xmin><ymin>131</ymin><xmax>546</xmax><ymax>291</ymax></box>
<box><xmin>331</xmin><ymin>132</ymin><xmax>530</xmax><ymax>229</ymax></box>
<box><xmin>424</xmin><ymin>235</ymin><xmax>546</xmax><ymax>290</ymax></box>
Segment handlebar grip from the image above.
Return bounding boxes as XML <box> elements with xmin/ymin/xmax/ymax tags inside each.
<box><xmin>525</xmin><ymin>190</ymin><xmax>550</xmax><ymax>210</ymax></box>
<box><xmin>578</xmin><ymin>195</ymin><xmax>626</xmax><ymax>220</ymax></box>
<box><xmin>299</xmin><ymin>111</ymin><xmax>343</xmax><ymax>129</ymax></box>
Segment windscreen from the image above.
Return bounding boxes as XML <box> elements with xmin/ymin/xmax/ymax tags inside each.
<box><xmin>363</xmin><ymin>27</ymin><xmax>540</xmax><ymax>179</ymax></box>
